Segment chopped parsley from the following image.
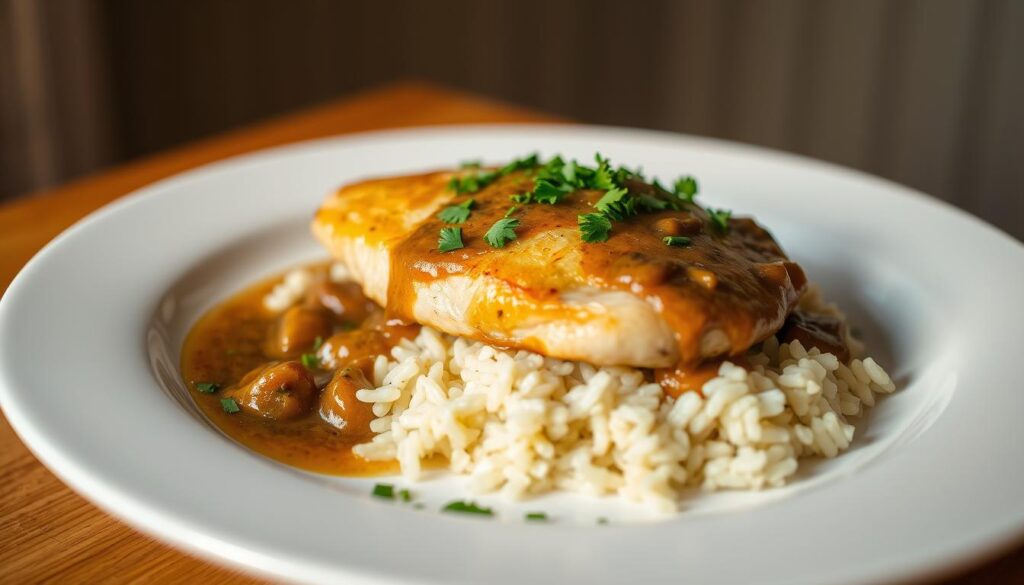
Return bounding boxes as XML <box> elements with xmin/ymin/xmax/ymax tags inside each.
<box><xmin>195</xmin><ymin>382</ymin><xmax>219</xmax><ymax>394</ymax></box>
<box><xmin>443</xmin><ymin>153</ymin><xmax>711</xmax><ymax>247</ymax></box>
<box><xmin>663</xmin><ymin>236</ymin><xmax>692</xmax><ymax>247</ymax></box>
<box><xmin>674</xmin><ymin>176</ymin><xmax>698</xmax><ymax>203</ymax></box>
<box><xmin>438</xmin><ymin>226</ymin><xmax>464</xmax><ymax>252</ymax></box>
<box><xmin>532</xmin><ymin>179</ymin><xmax>571</xmax><ymax>205</ymax></box>
<box><xmin>459</xmin><ymin>159</ymin><xmax>482</xmax><ymax>169</ymax></box>
<box><xmin>525</xmin><ymin>512</ymin><xmax>548</xmax><ymax>522</ymax></box>
<box><xmin>313</xmin><ymin>336</ymin><xmax>323</xmax><ymax>351</ymax></box>
<box><xmin>449</xmin><ymin>154</ymin><xmax>541</xmax><ymax>195</ymax></box>
<box><xmin>220</xmin><ymin>398</ymin><xmax>240</xmax><ymax>414</ymax></box>
<box><xmin>300</xmin><ymin>353</ymin><xmax>320</xmax><ymax>369</ymax></box>
<box><xmin>372</xmin><ymin>483</ymin><xmax>395</xmax><ymax>499</ymax></box>
<box><xmin>437</xmin><ymin>199</ymin><xmax>476</xmax><ymax>224</ymax></box>
<box><xmin>484</xmin><ymin>217</ymin><xmax>519</xmax><ymax>248</ymax></box>
<box><xmin>578</xmin><ymin>213</ymin><xmax>612</xmax><ymax>243</ymax></box>
<box><xmin>498</xmin><ymin>152</ymin><xmax>540</xmax><ymax>175</ymax></box>
<box><xmin>706</xmin><ymin>208</ymin><xmax>732</xmax><ymax>233</ymax></box>
<box><xmin>594</xmin><ymin>187</ymin><xmax>635</xmax><ymax>220</ymax></box>
<box><xmin>442</xmin><ymin>500</ymin><xmax>494</xmax><ymax>516</ymax></box>
<box><xmin>399</xmin><ymin>489</ymin><xmax>412</xmax><ymax>502</ymax></box>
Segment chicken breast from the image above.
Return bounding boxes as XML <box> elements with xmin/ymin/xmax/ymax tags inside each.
<box><xmin>312</xmin><ymin>163</ymin><xmax>806</xmax><ymax>368</ymax></box>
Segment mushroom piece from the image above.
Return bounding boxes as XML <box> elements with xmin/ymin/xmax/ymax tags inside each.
<box><xmin>225</xmin><ymin>361</ymin><xmax>317</xmax><ymax>421</ymax></box>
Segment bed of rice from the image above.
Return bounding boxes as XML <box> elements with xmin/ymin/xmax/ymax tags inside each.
<box><xmin>268</xmin><ymin>266</ymin><xmax>896</xmax><ymax>512</ymax></box>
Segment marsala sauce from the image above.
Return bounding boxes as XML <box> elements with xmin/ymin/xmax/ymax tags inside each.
<box><xmin>387</xmin><ymin>172</ymin><xmax>810</xmax><ymax>366</ymax></box>
<box><xmin>181</xmin><ymin>263</ymin><xmax>407</xmax><ymax>475</ymax></box>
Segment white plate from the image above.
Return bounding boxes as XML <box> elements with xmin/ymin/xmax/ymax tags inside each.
<box><xmin>2</xmin><ymin>125</ymin><xmax>1023</xmax><ymax>585</ymax></box>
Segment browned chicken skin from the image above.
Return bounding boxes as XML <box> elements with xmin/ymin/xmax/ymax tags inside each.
<box><xmin>313</xmin><ymin>165</ymin><xmax>807</xmax><ymax>367</ymax></box>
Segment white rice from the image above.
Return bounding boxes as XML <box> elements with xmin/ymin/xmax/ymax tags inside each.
<box><xmin>265</xmin><ymin>265</ymin><xmax>896</xmax><ymax>512</ymax></box>
<box><xmin>351</xmin><ymin>291</ymin><xmax>895</xmax><ymax>513</ymax></box>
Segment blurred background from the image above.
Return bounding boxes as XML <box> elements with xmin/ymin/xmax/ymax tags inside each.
<box><xmin>1</xmin><ymin>0</ymin><xmax>1021</xmax><ymax>237</ymax></box>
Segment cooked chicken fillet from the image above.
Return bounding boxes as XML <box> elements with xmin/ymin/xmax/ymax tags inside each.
<box><xmin>312</xmin><ymin>167</ymin><xmax>806</xmax><ymax>368</ymax></box>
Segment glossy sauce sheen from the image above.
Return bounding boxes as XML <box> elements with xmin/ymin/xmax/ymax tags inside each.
<box><xmin>389</xmin><ymin>171</ymin><xmax>808</xmax><ymax>364</ymax></box>
<box><xmin>181</xmin><ymin>265</ymin><xmax>401</xmax><ymax>475</ymax></box>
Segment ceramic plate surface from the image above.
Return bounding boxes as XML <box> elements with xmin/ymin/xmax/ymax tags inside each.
<box><xmin>2</xmin><ymin>125</ymin><xmax>1023</xmax><ymax>585</ymax></box>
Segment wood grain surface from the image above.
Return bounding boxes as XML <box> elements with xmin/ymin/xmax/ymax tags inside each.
<box><xmin>0</xmin><ymin>82</ymin><xmax>1019</xmax><ymax>584</ymax></box>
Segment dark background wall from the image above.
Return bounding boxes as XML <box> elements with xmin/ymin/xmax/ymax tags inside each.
<box><xmin>2</xmin><ymin>0</ymin><xmax>1022</xmax><ymax>237</ymax></box>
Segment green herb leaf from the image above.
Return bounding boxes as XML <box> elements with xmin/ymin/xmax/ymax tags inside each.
<box><xmin>532</xmin><ymin>179</ymin><xmax>570</xmax><ymax>205</ymax></box>
<box><xmin>525</xmin><ymin>512</ymin><xmax>548</xmax><ymax>521</ymax></box>
<box><xmin>442</xmin><ymin>500</ymin><xmax>494</xmax><ymax>516</ymax></box>
<box><xmin>636</xmin><ymin>193</ymin><xmax>669</xmax><ymax>211</ymax></box>
<box><xmin>561</xmin><ymin>160</ymin><xmax>579</xmax><ymax>185</ymax></box>
<box><xmin>399</xmin><ymin>489</ymin><xmax>412</xmax><ymax>502</ymax></box>
<box><xmin>595</xmin><ymin>187</ymin><xmax>636</xmax><ymax>221</ymax></box>
<box><xmin>313</xmin><ymin>336</ymin><xmax>323</xmax><ymax>351</ymax></box>
<box><xmin>195</xmin><ymin>382</ymin><xmax>220</xmax><ymax>394</ymax></box>
<box><xmin>484</xmin><ymin>217</ymin><xmax>519</xmax><ymax>248</ymax></box>
<box><xmin>459</xmin><ymin>159</ymin><xmax>482</xmax><ymax>169</ymax></box>
<box><xmin>674</xmin><ymin>176</ymin><xmax>698</xmax><ymax>203</ymax></box>
<box><xmin>372</xmin><ymin>483</ymin><xmax>395</xmax><ymax>499</ymax></box>
<box><xmin>449</xmin><ymin>171</ymin><xmax>496</xmax><ymax>194</ymax></box>
<box><xmin>438</xmin><ymin>227</ymin><xmax>465</xmax><ymax>252</ymax></box>
<box><xmin>663</xmin><ymin>236</ymin><xmax>692</xmax><ymax>247</ymax></box>
<box><xmin>300</xmin><ymin>353</ymin><xmax>321</xmax><ymax>369</ymax></box>
<box><xmin>499</xmin><ymin>153</ymin><xmax>540</xmax><ymax>175</ymax></box>
<box><xmin>504</xmin><ymin>205</ymin><xmax>520</xmax><ymax>218</ymax></box>
<box><xmin>437</xmin><ymin>199</ymin><xmax>475</xmax><ymax>224</ymax></box>
<box><xmin>220</xmin><ymin>398</ymin><xmax>240</xmax><ymax>414</ymax></box>
<box><xmin>578</xmin><ymin>213</ymin><xmax>612</xmax><ymax>243</ymax></box>
<box><xmin>706</xmin><ymin>207</ymin><xmax>732</xmax><ymax>233</ymax></box>
<box><xmin>510</xmin><ymin>192</ymin><xmax>532</xmax><ymax>204</ymax></box>
<box><xmin>592</xmin><ymin>153</ymin><xmax>616</xmax><ymax>190</ymax></box>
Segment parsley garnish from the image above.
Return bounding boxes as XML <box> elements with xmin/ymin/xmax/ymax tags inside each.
<box><xmin>532</xmin><ymin>179</ymin><xmax>571</xmax><ymax>205</ymax></box>
<box><xmin>525</xmin><ymin>512</ymin><xmax>548</xmax><ymax>521</ymax></box>
<box><xmin>504</xmin><ymin>205</ymin><xmax>520</xmax><ymax>218</ymax></box>
<box><xmin>706</xmin><ymin>208</ymin><xmax>732</xmax><ymax>233</ymax></box>
<box><xmin>459</xmin><ymin>159</ymin><xmax>482</xmax><ymax>169</ymax></box>
<box><xmin>300</xmin><ymin>353</ymin><xmax>320</xmax><ymax>369</ymax></box>
<box><xmin>195</xmin><ymin>382</ymin><xmax>219</xmax><ymax>394</ymax></box>
<box><xmin>595</xmin><ymin>187</ymin><xmax>635</xmax><ymax>220</ymax></box>
<box><xmin>438</xmin><ymin>227</ymin><xmax>464</xmax><ymax>252</ymax></box>
<box><xmin>449</xmin><ymin>154</ymin><xmax>541</xmax><ymax>195</ymax></box>
<box><xmin>372</xmin><ymin>483</ymin><xmax>395</xmax><ymax>499</ymax></box>
<box><xmin>663</xmin><ymin>236</ymin><xmax>692</xmax><ymax>247</ymax></box>
<box><xmin>313</xmin><ymin>336</ymin><xmax>323</xmax><ymax>351</ymax></box>
<box><xmin>484</xmin><ymin>217</ymin><xmax>519</xmax><ymax>248</ymax></box>
<box><xmin>637</xmin><ymin>193</ymin><xmax>671</xmax><ymax>211</ymax></box>
<box><xmin>509</xmin><ymin>192</ymin><xmax>532</xmax><ymax>204</ymax></box>
<box><xmin>674</xmin><ymin>176</ymin><xmax>698</xmax><ymax>203</ymax></box>
<box><xmin>592</xmin><ymin>154</ymin><xmax>616</xmax><ymax>189</ymax></box>
<box><xmin>578</xmin><ymin>213</ymin><xmax>612</xmax><ymax>243</ymax></box>
<box><xmin>437</xmin><ymin>199</ymin><xmax>475</xmax><ymax>224</ymax></box>
<box><xmin>499</xmin><ymin>153</ymin><xmax>539</xmax><ymax>175</ymax></box>
<box><xmin>220</xmin><ymin>398</ymin><xmax>240</xmax><ymax>414</ymax></box>
<box><xmin>442</xmin><ymin>500</ymin><xmax>494</xmax><ymax>516</ymax></box>
<box><xmin>399</xmin><ymin>489</ymin><xmax>412</xmax><ymax>502</ymax></box>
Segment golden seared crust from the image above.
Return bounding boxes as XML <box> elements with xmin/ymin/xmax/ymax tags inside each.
<box><xmin>312</xmin><ymin>168</ymin><xmax>805</xmax><ymax>368</ymax></box>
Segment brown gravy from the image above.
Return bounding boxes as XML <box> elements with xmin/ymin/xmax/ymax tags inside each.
<box><xmin>181</xmin><ymin>264</ymin><xmax>401</xmax><ymax>475</ymax></box>
<box><xmin>388</xmin><ymin>171</ymin><xmax>808</xmax><ymax>365</ymax></box>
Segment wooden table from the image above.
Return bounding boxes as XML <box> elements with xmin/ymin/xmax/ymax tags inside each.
<box><xmin>0</xmin><ymin>82</ymin><xmax>1018</xmax><ymax>584</ymax></box>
